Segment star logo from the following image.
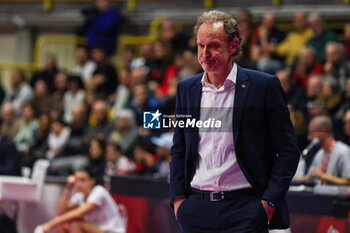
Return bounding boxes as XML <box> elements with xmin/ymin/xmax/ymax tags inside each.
<box><xmin>150</xmin><ymin>109</ymin><xmax>162</xmax><ymax>122</ymax></box>
<box><xmin>143</xmin><ymin>109</ymin><xmax>162</xmax><ymax>129</ymax></box>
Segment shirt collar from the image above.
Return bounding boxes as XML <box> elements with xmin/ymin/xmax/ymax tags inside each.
<box><xmin>201</xmin><ymin>63</ymin><xmax>237</xmax><ymax>90</ymax></box>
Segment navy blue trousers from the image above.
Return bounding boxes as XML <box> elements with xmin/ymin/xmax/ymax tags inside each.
<box><xmin>176</xmin><ymin>194</ymin><xmax>269</xmax><ymax>233</ymax></box>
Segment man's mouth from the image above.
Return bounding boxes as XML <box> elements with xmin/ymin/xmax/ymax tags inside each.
<box><xmin>202</xmin><ymin>60</ymin><xmax>214</xmax><ymax>64</ymax></box>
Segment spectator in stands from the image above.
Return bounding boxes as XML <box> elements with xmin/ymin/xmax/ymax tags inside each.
<box><xmin>26</xmin><ymin>113</ymin><xmax>50</xmax><ymax>167</ymax></box>
<box><xmin>4</xmin><ymin>69</ymin><xmax>34</xmax><ymax>116</ymax></box>
<box><xmin>111</xmin><ymin>69</ymin><xmax>131</xmax><ymax>119</ymax></box>
<box><xmin>63</xmin><ymin>76</ymin><xmax>85</xmax><ymax>124</ymax></box>
<box><xmin>129</xmin><ymin>67</ymin><xmax>148</xmax><ymax>87</ymax></box>
<box><xmin>288</xmin><ymin>104</ymin><xmax>308</xmax><ymax>150</ymax></box>
<box><xmin>105</xmin><ymin>142</ymin><xmax>135</xmax><ymax>176</ymax></box>
<box><xmin>108</xmin><ymin>109</ymin><xmax>138</xmax><ymax>157</ymax></box>
<box><xmin>86</xmin><ymin>46</ymin><xmax>118</xmax><ymax>99</ymax></box>
<box><xmin>46</xmin><ymin>118</ymin><xmax>71</xmax><ymax>160</ymax></box>
<box><xmin>180</xmin><ymin>49</ymin><xmax>202</xmax><ymax>78</ymax></box>
<box><xmin>14</xmin><ymin>102</ymin><xmax>39</xmax><ymax>155</ymax></box>
<box><xmin>51</xmin><ymin>71</ymin><xmax>68</xmax><ymax>118</ymax></box>
<box><xmin>129</xmin><ymin>42</ymin><xmax>153</xmax><ymax>72</ymax></box>
<box><xmin>82</xmin><ymin>100</ymin><xmax>114</xmax><ymax>151</ymax></box>
<box><xmin>276</xmin><ymin>69</ymin><xmax>305</xmax><ymax>110</ymax></box>
<box><xmin>161</xmin><ymin>76</ymin><xmax>179</xmax><ymax>116</ymax></box>
<box><xmin>317</xmin><ymin>78</ymin><xmax>341</xmax><ymax>116</ymax></box>
<box><xmin>31</xmin><ymin>79</ymin><xmax>54</xmax><ymax>117</ymax></box>
<box><xmin>87</xmin><ymin>138</ymin><xmax>106</xmax><ymax>183</ymax></box>
<box><xmin>37</xmin><ymin>168</ymin><xmax>126</xmax><ymax>233</ymax></box>
<box><xmin>304</xmin><ymin>116</ymin><xmax>350</xmax><ymax>185</ymax></box>
<box><xmin>74</xmin><ymin>45</ymin><xmax>97</xmax><ymax>83</ymax></box>
<box><xmin>341</xmin><ymin>110</ymin><xmax>350</xmax><ymax>145</ymax></box>
<box><xmin>344</xmin><ymin>23</ymin><xmax>350</xmax><ymax>61</ymax></box>
<box><xmin>306</xmin><ymin>13</ymin><xmax>337</xmax><ymax>64</ymax></box>
<box><xmin>160</xmin><ymin>19</ymin><xmax>176</xmax><ymax>44</ymax></box>
<box><xmin>277</xmin><ymin>11</ymin><xmax>314</xmax><ymax>66</ymax></box>
<box><xmin>0</xmin><ymin>85</ymin><xmax>4</xmax><ymax>106</ymax></box>
<box><xmin>49</xmin><ymin>106</ymin><xmax>89</xmax><ymax>175</ymax></box>
<box><xmin>339</xmin><ymin>78</ymin><xmax>350</xmax><ymax>116</ymax></box>
<box><xmin>237</xmin><ymin>8</ymin><xmax>259</xmax><ymax>42</ymax></box>
<box><xmin>0</xmin><ymin>136</ymin><xmax>21</xmax><ymax>176</ymax></box>
<box><xmin>292</xmin><ymin>47</ymin><xmax>324</xmax><ymax>89</ymax></box>
<box><xmin>133</xmin><ymin>143</ymin><xmax>157</xmax><ymax>176</ymax></box>
<box><xmin>160</xmin><ymin>19</ymin><xmax>189</xmax><ymax>51</ymax></box>
<box><xmin>121</xmin><ymin>45</ymin><xmax>136</xmax><ymax>70</ymax></box>
<box><xmin>64</xmin><ymin>104</ymin><xmax>87</xmax><ymax>156</ymax></box>
<box><xmin>157</xmin><ymin>51</ymin><xmax>185</xmax><ymax>97</ymax></box>
<box><xmin>307</xmin><ymin>101</ymin><xmax>329</xmax><ymax>121</ymax></box>
<box><xmin>78</xmin><ymin>0</ymin><xmax>120</xmax><ymax>56</ymax></box>
<box><xmin>237</xmin><ymin>20</ymin><xmax>259</xmax><ymax>70</ymax></box>
<box><xmin>256</xmin><ymin>12</ymin><xmax>286</xmax><ymax>74</ymax></box>
<box><xmin>129</xmin><ymin>84</ymin><xmax>162</xmax><ymax>126</ymax></box>
<box><xmin>30</xmin><ymin>53</ymin><xmax>59</xmax><ymax>91</ymax></box>
<box><xmin>151</xmin><ymin>133</ymin><xmax>173</xmax><ymax>177</ymax></box>
<box><xmin>0</xmin><ymin>103</ymin><xmax>23</xmax><ymax>140</ymax></box>
<box><xmin>306</xmin><ymin>74</ymin><xmax>324</xmax><ymax>104</ymax></box>
<box><xmin>148</xmin><ymin>40</ymin><xmax>171</xmax><ymax>89</ymax></box>
<box><xmin>324</xmin><ymin>42</ymin><xmax>350</xmax><ymax>92</ymax></box>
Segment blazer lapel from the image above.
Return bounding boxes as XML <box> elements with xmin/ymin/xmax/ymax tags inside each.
<box><xmin>233</xmin><ymin>65</ymin><xmax>250</xmax><ymax>146</ymax></box>
<box><xmin>190</xmin><ymin>77</ymin><xmax>202</xmax><ymax>159</ymax></box>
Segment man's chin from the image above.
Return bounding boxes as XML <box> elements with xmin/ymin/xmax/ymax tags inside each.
<box><xmin>201</xmin><ymin>65</ymin><xmax>216</xmax><ymax>73</ymax></box>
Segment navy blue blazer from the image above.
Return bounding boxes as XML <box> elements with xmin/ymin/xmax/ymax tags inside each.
<box><xmin>169</xmin><ymin>65</ymin><xmax>300</xmax><ymax>229</ymax></box>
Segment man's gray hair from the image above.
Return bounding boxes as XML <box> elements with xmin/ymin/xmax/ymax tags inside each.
<box><xmin>194</xmin><ymin>10</ymin><xmax>242</xmax><ymax>57</ymax></box>
<box><xmin>311</xmin><ymin>115</ymin><xmax>333</xmax><ymax>133</ymax></box>
<box><xmin>326</xmin><ymin>41</ymin><xmax>344</xmax><ymax>54</ymax></box>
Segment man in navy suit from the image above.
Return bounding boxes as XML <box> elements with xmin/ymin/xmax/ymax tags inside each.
<box><xmin>170</xmin><ymin>10</ymin><xmax>300</xmax><ymax>232</ymax></box>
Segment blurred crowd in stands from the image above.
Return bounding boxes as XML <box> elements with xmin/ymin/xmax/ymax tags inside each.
<box><xmin>1</xmin><ymin>1</ymin><xmax>350</xmax><ymax>187</ymax></box>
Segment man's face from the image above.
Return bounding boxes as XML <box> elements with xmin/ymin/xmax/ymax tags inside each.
<box><xmin>293</xmin><ymin>12</ymin><xmax>307</xmax><ymax>31</ymax></box>
<box><xmin>11</xmin><ymin>70</ymin><xmax>23</xmax><ymax>87</ymax></box>
<box><xmin>117</xmin><ymin>116</ymin><xmax>131</xmax><ymax>131</ymax></box>
<box><xmin>307</xmin><ymin>76</ymin><xmax>322</xmax><ymax>98</ymax></box>
<box><xmin>307</xmin><ymin>122</ymin><xmax>325</xmax><ymax>144</ymax></box>
<box><xmin>75</xmin><ymin>48</ymin><xmax>88</xmax><ymax>64</ymax></box>
<box><xmin>44</xmin><ymin>56</ymin><xmax>56</xmax><ymax>71</ymax></box>
<box><xmin>1</xmin><ymin>104</ymin><xmax>14</xmax><ymax>122</ymax></box>
<box><xmin>346</xmin><ymin>79</ymin><xmax>350</xmax><ymax>97</ymax></box>
<box><xmin>344</xmin><ymin>112</ymin><xmax>350</xmax><ymax>136</ymax></box>
<box><xmin>262</xmin><ymin>13</ymin><xmax>275</xmax><ymax>30</ymax></box>
<box><xmin>93</xmin><ymin>102</ymin><xmax>107</xmax><ymax>123</ymax></box>
<box><xmin>54</xmin><ymin>73</ymin><xmax>68</xmax><ymax>91</ymax></box>
<box><xmin>91</xmin><ymin>48</ymin><xmax>105</xmax><ymax>63</ymax></box>
<box><xmin>197</xmin><ymin>22</ymin><xmax>236</xmax><ymax>76</ymax></box>
<box><xmin>133</xmin><ymin>85</ymin><xmax>148</xmax><ymax>105</ymax></box>
<box><xmin>309</xmin><ymin>18</ymin><xmax>323</xmax><ymax>36</ymax></box>
<box><xmin>95</xmin><ymin>0</ymin><xmax>110</xmax><ymax>12</ymax></box>
<box><xmin>326</xmin><ymin>45</ymin><xmax>341</xmax><ymax>64</ymax></box>
<box><xmin>299</xmin><ymin>48</ymin><xmax>314</xmax><ymax>66</ymax></box>
<box><xmin>345</xmin><ymin>23</ymin><xmax>350</xmax><ymax>40</ymax></box>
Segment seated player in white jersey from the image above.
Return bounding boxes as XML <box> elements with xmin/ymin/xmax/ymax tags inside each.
<box><xmin>37</xmin><ymin>168</ymin><xmax>126</xmax><ymax>233</ymax></box>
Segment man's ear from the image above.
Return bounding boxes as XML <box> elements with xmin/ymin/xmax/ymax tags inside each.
<box><xmin>229</xmin><ymin>38</ymin><xmax>239</xmax><ymax>55</ymax></box>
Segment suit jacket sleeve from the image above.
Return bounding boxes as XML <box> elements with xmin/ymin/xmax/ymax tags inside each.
<box><xmin>0</xmin><ymin>139</ymin><xmax>21</xmax><ymax>176</ymax></box>
<box><xmin>169</xmin><ymin>82</ymin><xmax>187</xmax><ymax>203</ymax></box>
<box><xmin>261</xmin><ymin>76</ymin><xmax>300</xmax><ymax>206</ymax></box>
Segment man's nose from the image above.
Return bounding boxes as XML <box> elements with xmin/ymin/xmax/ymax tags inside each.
<box><xmin>203</xmin><ymin>47</ymin><xmax>211</xmax><ymax>58</ymax></box>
